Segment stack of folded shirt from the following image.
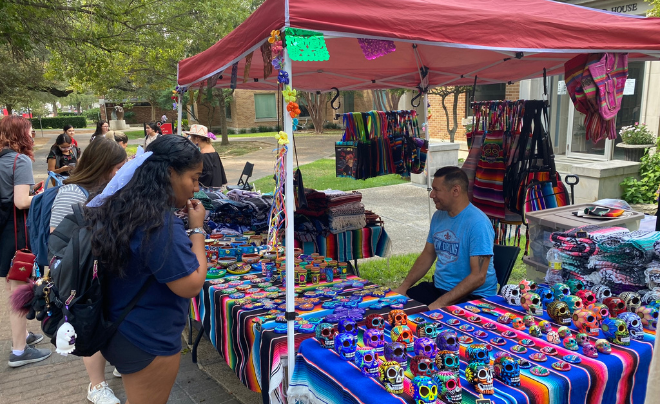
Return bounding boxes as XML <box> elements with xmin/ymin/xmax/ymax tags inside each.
<box><xmin>204</xmin><ymin>189</ymin><xmax>273</xmax><ymax>233</ymax></box>
<box><xmin>550</xmin><ymin>226</ymin><xmax>601</xmax><ymax>276</ymax></box>
<box><xmin>324</xmin><ymin>190</ymin><xmax>366</xmax><ymax>234</ymax></box>
<box><xmin>296</xmin><ymin>190</ymin><xmax>328</xmax><ymax>217</ymax></box>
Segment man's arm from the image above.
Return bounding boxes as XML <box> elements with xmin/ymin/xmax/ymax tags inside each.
<box><xmin>427</xmin><ymin>255</ymin><xmax>491</xmax><ymax>310</ymax></box>
<box><xmin>393</xmin><ymin>242</ymin><xmax>436</xmax><ymax>296</ymax></box>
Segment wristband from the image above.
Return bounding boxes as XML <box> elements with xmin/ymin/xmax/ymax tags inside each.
<box><xmin>186</xmin><ymin>227</ymin><xmax>205</xmax><ymax>237</ymax></box>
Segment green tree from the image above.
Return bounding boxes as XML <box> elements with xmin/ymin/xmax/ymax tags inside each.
<box><xmin>428</xmin><ymin>86</ymin><xmax>471</xmax><ymax>143</ymax></box>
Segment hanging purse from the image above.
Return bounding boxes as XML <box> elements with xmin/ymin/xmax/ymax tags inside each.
<box><xmin>336</xmin><ymin>113</ymin><xmax>360</xmax><ymax>179</ymax></box>
<box><xmin>7</xmin><ymin>154</ymin><xmax>36</xmax><ymax>282</ymax></box>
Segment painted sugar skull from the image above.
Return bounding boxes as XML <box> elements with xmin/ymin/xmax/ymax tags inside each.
<box><xmin>642</xmin><ymin>290</ymin><xmax>660</xmax><ymax>306</ymax></box>
<box><xmin>575</xmin><ymin>332</ymin><xmax>589</xmax><ymax>346</ymax></box>
<box><xmin>521</xmin><ymin>292</ymin><xmax>543</xmax><ymax>316</ymax></box>
<box><xmin>466</xmin><ymin>344</ymin><xmax>490</xmax><ymax>366</ymax></box>
<box><xmin>379</xmin><ymin>361</ymin><xmax>404</xmax><ymax>394</ymax></box>
<box><xmin>583</xmin><ymin>343</ymin><xmax>598</xmax><ymax>358</ymax></box>
<box><xmin>572</xmin><ymin>309</ymin><xmax>600</xmax><ymax>336</ymax></box>
<box><xmin>560</xmin><ymin>295</ymin><xmax>583</xmax><ymax>314</ymax></box>
<box><xmin>414</xmin><ymin>337</ymin><xmax>438</xmax><ymax>358</ymax></box>
<box><xmin>512</xmin><ymin>317</ymin><xmax>525</xmax><ymax>330</ymax></box>
<box><xmin>465</xmin><ymin>362</ymin><xmax>494</xmax><ymax>395</ymax></box>
<box><xmin>501</xmin><ymin>284</ymin><xmax>522</xmax><ymax>306</ymax></box>
<box><xmin>619</xmin><ymin>292</ymin><xmax>642</xmax><ymax>313</ymax></box>
<box><xmin>410</xmin><ymin>355</ymin><xmax>436</xmax><ymax>378</ymax></box>
<box><xmin>334</xmin><ymin>332</ymin><xmax>357</xmax><ymax>360</ymax></box>
<box><xmin>384</xmin><ymin>342</ymin><xmax>407</xmax><ymax>366</ymax></box>
<box><xmin>586</xmin><ymin>302</ymin><xmax>610</xmax><ymax>323</ymax></box>
<box><xmin>411</xmin><ymin>376</ymin><xmax>438</xmax><ymax>404</ymax></box>
<box><xmin>604</xmin><ymin>297</ymin><xmax>627</xmax><ymax>317</ymax></box>
<box><xmin>365</xmin><ymin>313</ymin><xmax>385</xmax><ymax>330</ymax></box>
<box><xmin>315</xmin><ymin>323</ymin><xmax>337</xmax><ymax>349</ymax></box>
<box><xmin>494</xmin><ymin>355</ymin><xmax>521</xmax><ymax>387</ymax></box>
<box><xmin>538</xmin><ymin>320</ymin><xmax>552</xmax><ymax>334</ymax></box>
<box><xmin>391</xmin><ymin>325</ymin><xmax>414</xmax><ymax>351</ymax></box>
<box><xmin>601</xmin><ymin>318</ymin><xmax>630</xmax><ymax>346</ymax></box>
<box><xmin>354</xmin><ymin>347</ymin><xmax>378</xmax><ymax>377</ymax></box>
<box><xmin>523</xmin><ymin>315</ymin><xmax>537</xmax><ymax>327</ymax></box>
<box><xmin>557</xmin><ymin>326</ymin><xmax>572</xmax><ymax>338</ymax></box>
<box><xmin>617</xmin><ymin>312</ymin><xmax>644</xmax><ymax>341</ymax></box>
<box><xmin>518</xmin><ymin>279</ymin><xmax>537</xmax><ymax>294</ymax></box>
<box><xmin>595</xmin><ymin>338</ymin><xmax>612</xmax><ymax>354</ymax></box>
<box><xmin>364</xmin><ymin>328</ymin><xmax>385</xmax><ymax>355</ymax></box>
<box><xmin>592</xmin><ymin>284</ymin><xmax>613</xmax><ymax>302</ymax></box>
<box><xmin>529</xmin><ymin>325</ymin><xmax>543</xmax><ymax>338</ymax></box>
<box><xmin>566</xmin><ymin>279</ymin><xmax>585</xmax><ymax>294</ymax></box>
<box><xmin>576</xmin><ymin>289</ymin><xmax>597</xmax><ymax>306</ymax></box>
<box><xmin>436</xmin><ymin>330</ymin><xmax>459</xmax><ymax>352</ymax></box>
<box><xmin>416</xmin><ymin>322</ymin><xmax>441</xmax><ymax>339</ymax></box>
<box><xmin>338</xmin><ymin>318</ymin><xmax>357</xmax><ymax>335</ymax></box>
<box><xmin>547</xmin><ymin>330</ymin><xmax>561</xmax><ymax>344</ymax></box>
<box><xmin>433</xmin><ymin>371</ymin><xmax>462</xmax><ymax>404</ymax></box>
<box><xmin>553</xmin><ymin>283</ymin><xmax>571</xmax><ymax>299</ymax></box>
<box><xmin>637</xmin><ymin>305</ymin><xmax>659</xmax><ymax>330</ymax></box>
<box><xmin>563</xmin><ymin>336</ymin><xmax>578</xmax><ymax>351</ymax></box>
<box><xmin>389</xmin><ymin>309</ymin><xmax>408</xmax><ymax>327</ymax></box>
<box><xmin>547</xmin><ymin>300</ymin><xmax>572</xmax><ymax>325</ymax></box>
<box><xmin>537</xmin><ymin>286</ymin><xmax>554</xmax><ymax>308</ymax></box>
<box><xmin>435</xmin><ymin>350</ymin><xmax>460</xmax><ymax>373</ymax></box>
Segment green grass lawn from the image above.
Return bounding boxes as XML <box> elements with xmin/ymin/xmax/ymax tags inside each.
<box><xmin>125</xmin><ymin>130</ymin><xmax>145</xmax><ymax>140</ymax></box>
<box><xmin>252</xmin><ymin>158</ymin><xmax>408</xmax><ymax>193</ymax></box>
<box><xmin>125</xmin><ymin>145</ymin><xmax>138</xmax><ymax>158</ymax></box>
<box><xmin>212</xmin><ymin>141</ymin><xmax>268</xmax><ymax>158</ymax></box>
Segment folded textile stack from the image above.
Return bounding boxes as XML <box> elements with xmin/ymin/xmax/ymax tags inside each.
<box><xmin>205</xmin><ymin>188</ymin><xmax>273</xmax><ymax>233</ymax></box>
<box><xmin>365</xmin><ymin>210</ymin><xmax>383</xmax><ymax>226</ymax></box>
<box><xmin>324</xmin><ymin>190</ymin><xmax>366</xmax><ymax>234</ymax></box>
<box><xmin>550</xmin><ymin>226</ymin><xmax>602</xmax><ymax>276</ymax></box>
<box><xmin>296</xmin><ymin>190</ymin><xmax>328</xmax><ymax>217</ymax></box>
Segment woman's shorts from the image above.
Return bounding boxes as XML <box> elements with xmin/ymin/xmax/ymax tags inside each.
<box><xmin>101</xmin><ymin>331</ymin><xmax>156</xmax><ymax>374</ymax></box>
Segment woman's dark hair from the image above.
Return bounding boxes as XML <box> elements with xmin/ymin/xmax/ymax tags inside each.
<box><xmin>86</xmin><ymin>135</ymin><xmax>202</xmax><ymax>277</ymax></box>
<box><xmin>63</xmin><ymin>124</ymin><xmax>74</xmax><ymax>133</ymax></box>
<box><xmin>64</xmin><ymin>137</ymin><xmax>126</xmax><ymax>194</ymax></box>
<box><xmin>50</xmin><ymin>133</ymin><xmax>73</xmax><ymax>155</ymax></box>
<box><xmin>91</xmin><ymin>120</ymin><xmax>108</xmax><ymax>140</ymax></box>
<box><xmin>146</xmin><ymin>121</ymin><xmax>162</xmax><ymax>135</ymax></box>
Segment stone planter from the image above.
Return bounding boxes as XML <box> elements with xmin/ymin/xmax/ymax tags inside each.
<box><xmin>615</xmin><ymin>143</ymin><xmax>653</xmax><ymax>161</ymax></box>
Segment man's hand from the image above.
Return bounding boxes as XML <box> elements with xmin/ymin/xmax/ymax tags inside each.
<box><xmin>427</xmin><ymin>300</ymin><xmax>444</xmax><ymax>311</ymax></box>
<box><xmin>393</xmin><ymin>286</ymin><xmax>409</xmax><ymax>297</ymax></box>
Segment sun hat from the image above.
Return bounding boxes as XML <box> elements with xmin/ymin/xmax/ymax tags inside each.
<box><xmin>184</xmin><ymin>124</ymin><xmax>209</xmax><ymax>138</ymax></box>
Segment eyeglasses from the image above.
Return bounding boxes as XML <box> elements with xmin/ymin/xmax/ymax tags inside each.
<box><xmin>59</xmin><ymin>146</ymin><xmax>72</xmax><ymax>151</ymax></box>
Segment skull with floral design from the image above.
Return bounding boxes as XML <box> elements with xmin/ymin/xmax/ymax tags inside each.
<box><xmin>617</xmin><ymin>312</ymin><xmax>644</xmax><ymax>341</ymax></box>
<box><xmin>494</xmin><ymin>355</ymin><xmax>521</xmax><ymax>386</ymax></box>
<box><xmin>604</xmin><ymin>297</ymin><xmax>627</xmax><ymax>317</ymax></box>
<box><xmin>547</xmin><ymin>300</ymin><xmax>572</xmax><ymax>325</ymax></box>
<box><xmin>414</xmin><ymin>337</ymin><xmax>438</xmax><ymax>358</ymax></box>
<box><xmin>365</xmin><ymin>313</ymin><xmax>385</xmax><ymax>330</ymax></box>
<box><xmin>354</xmin><ymin>347</ymin><xmax>378</xmax><ymax>377</ymax></box>
<box><xmin>512</xmin><ymin>317</ymin><xmax>525</xmax><ymax>330</ymax></box>
<box><xmin>435</xmin><ymin>350</ymin><xmax>460</xmax><ymax>373</ymax></box>
<box><xmin>391</xmin><ymin>325</ymin><xmax>414</xmax><ymax>351</ymax></box>
<box><xmin>433</xmin><ymin>371</ymin><xmax>462</xmax><ymax>404</ymax></box>
<box><xmin>557</xmin><ymin>326</ymin><xmax>572</xmax><ymax>338</ymax></box>
<box><xmin>388</xmin><ymin>309</ymin><xmax>408</xmax><ymax>327</ymax></box>
<box><xmin>523</xmin><ymin>315</ymin><xmax>537</xmax><ymax>327</ymax></box>
<box><xmin>601</xmin><ymin>318</ymin><xmax>630</xmax><ymax>346</ymax></box>
<box><xmin>384</xmin><ymin>342</ymin><xmax>407</xmax><ymax>366</ymax></box>
<box><xmin>619</xmin><ymin>292</ymin><xmax>642</xmax><ymax>313</ymax></box>
<box><xmin>529</xmin><ymin>325</ymin><xmax>543</xmax><ymax>338</ymax></box>
<box><xmin>466</xmin><ymin>344</ymin><xmax>490</xmax><ymax>366</ymax></box>
<box><xmin>501</xmin><ymin>284</ymin><xmax>522</xmax><ymax>306</ymax></box>
<box><xmin>518</xmin><ymin>279</ymin><xmax>537</xmax><ymax>294</ymax></box>
<box><xmin>586</xmin><ymin>302</ymin><xmax>610</xmax><ymax>323</ymax></box>
<box><xmin>572</xmin><ymin>308</ymin><xmax>600</xmax><ymax>336</ymax></box>
<box><xmin>334</xmin><ymin>332</ymin><xmax>357</xmax><ymax>360</ymax></box>
<box><xmin>560</xmin><ymin>295</ymin><xmax>584</xmax><ymax>314</ymax></box>
<box><xmin>379</xmin><ymin>361</ymin><xmax>404</xmax><ymax>394</ymax></box>
<box><xmin>566</xmin><ymin>279</ymin><xmax>585</xmax><ymax>294</ymax></box>
<box><xmin>537</xmin><ymin>286</ymin><xmax>555</xmax><ymax>309</ymax></box>
<box><xmin>410</xmin><ymin>355</ymin><xmax>437</xmax><ymax>378</ymax></box>
<box><xmin>563</xmin><ymin>336</ymin><xmax>578</xmax><ymax>351</ymax></box>
<box><xmin>436</xmin><ymin>330</ymin><xmax>459</xmax><ymax>352</ymax></box>
<box><xmin>416</xmin><ymin>321</ymin><xmax>442</xmax><ymax>339</ymax></box>
<box><xmin>553</xmin><ymin>283</ymin><xmax>571</xmax><ymax>299</ymax></box>
<box><xmin>595</xmin><ymin>338</ymin><xmax>612</xmax><ymax>354</ymax></box>
<box><xmin>465</xmin><ymin>362</ymin><xmax>494</xmax><ymax>395</ymax></box>
<box><xmin>338</xmin><ymin>318</ymin><xmax>357</xmax><ymax>335</ymax></box>
<box><xmin>642</xmin><ymin>290</ymin><xmax>660</xmax><ymax>306</ymax></box>
<box><xmin>575</xmin><ymin>332</ymin><xmax>589</xmax><ymax>346</ymax></box>
<box><xmin>592</xmin><ymin>284</ymin><xmax>613</xmax><ymax>302</ymax></box>
<box><xmin>411</xmin><ymin>376</ymin><xmax>438</xmax><ymax>404</ymax></box>
<box><xmin>582</xmin><ymin>343</ymin><xmax>598</xmax><ymax>358</ymax></box>
<box><xmin>576</xmin><ymin>289</ymin><xmax>597</xmax><ymax>306</ymax></box>
<box><xmin>547</xmin><ymin>330</ymin><xmax>561</xmax><ymax>344</ymax></box>
<box><xmin>637</xmin><ymin>305</ymin><xmax>659</xmax><ymax>330</ymax></box>
<box><xmin>364</xmin><ymin>328</ymin><xmax>385</xmax><ymax>356</ymax></box>
<box><xmin>521</xmin><ymin>292</ymin><xmax>543</xmax><ymax>316</ymax></box>
<box><xmin>315</xmin><ymin>323</ymin><xmax>337</xmax><ymax>349</ymax></box>
<box><xmin>538</xmin><ymin>320</ymin><xmax>552</xmax><ymax>334</ymax></box>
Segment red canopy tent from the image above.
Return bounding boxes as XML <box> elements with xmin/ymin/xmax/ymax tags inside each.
<box><xmin>178</xmin><ymin>0</ymin><xmax>660</xmax><ymax>91</ymax></box>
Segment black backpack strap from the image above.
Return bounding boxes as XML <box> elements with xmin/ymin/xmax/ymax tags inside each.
<box><xmin>106</xmin><ymin>276</ymin><xmax>156</xmax><ymax>335</ymax></box>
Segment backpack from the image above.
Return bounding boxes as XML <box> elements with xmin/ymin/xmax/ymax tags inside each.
<box><xmin>27</xmin><ymin>184</ymin><xmax>89</xmax><ymax>267</ymax></box>
<box><xmin>25</xmin><ymin>204</ymin><xmax>153</xmax><ymax>356</ymax></box>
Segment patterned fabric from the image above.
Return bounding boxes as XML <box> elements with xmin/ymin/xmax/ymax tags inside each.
<box><xmin>473</xmin><ymin>130</ymin><xmax>506</xmax><ymax>219</ymax></box>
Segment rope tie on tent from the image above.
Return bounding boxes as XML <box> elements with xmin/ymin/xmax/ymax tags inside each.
<box><xmin>411</xmin><ymin>44</ymin><xmax>429</xmax><ymax>108</ymax></box>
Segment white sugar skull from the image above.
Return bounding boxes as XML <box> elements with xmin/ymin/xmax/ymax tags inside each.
<box><xmin>592</xmin><ymin>284</ymin><xmax>613</xmax><ymax>303</ymax></box>
<box><xmin>546</xmin><ymin>331</ymin><xmax>560</xmax><ymax>344</ymax></box>
<box><xmin>501</xmin><ymin>284</ymin><xmax>522</xmax><ymax>306</ymax></box>
<box><xmin>466</xmin><ymin>362</ymin><xmax>494</xmax><ymax>395</ymax></box>
<box><xmin>379</xmin><ymin>361</ymin><xmax>404</xmax><ymax>394</ymax></box>
<box><xmin>619</xmin><ymin>292</ymin><xmax>642</xmax><ymax>313</ymax></box>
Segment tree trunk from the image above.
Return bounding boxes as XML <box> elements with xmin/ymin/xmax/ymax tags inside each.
<box><xmin>218</xmin><ymin>93</ymin><xmax>229</xmax><ymax>146</ymax></box>
<box><xmin>6</xmin><ymin>104</ymin><xmax>12</xmax><ymax>115</ymax></box>
<box><xmin>386</xmin><ymin>91</ymin><xmax>404</xmax><ymax>111</ymax></box>
<box><xmin>449</xmin><ymin>90</ymin><xmax>460</xmax><ymax>142</ymax></box>
<box><xmin>52</xmin><ymin>102</ymin><xmax>57</xmax><ymax>117</ymax></box>
<box><xmin>150</xmin><ymin>101</ymin><xmax>156</xmax><ymax>121</ymax></box>
<box><xmin>370</xmin><ymin>90</ymin><xmax>387</xmax><ymax>111</ymax></box>
<box><xmin>440</xmin><ymin>95</ymin><xmax>452</xmax><ymax>142</ymax></box>
<box><xmin>76</xmin><ymin>102</ymin><xmax>82</xmax><ymax>114</ymax></box>
<box><xmin>301</xmin><ymin>92</ymin><xmax>325</xmax><ymax>134</ymax></box>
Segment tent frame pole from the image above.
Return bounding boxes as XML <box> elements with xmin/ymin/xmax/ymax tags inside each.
<box><xmin>177</xmin><ymin>94</ymin><xmax>182</xmax><ymax>136</ymax></box>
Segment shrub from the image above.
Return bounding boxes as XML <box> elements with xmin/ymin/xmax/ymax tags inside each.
<box><xmin>84</xmin><ymin>108</ymin><xmax>100</xmax><ymax>121</ymax></box>
<box><xmin>227</xmin><ymin>129</ymin><xmax>236</xmax><ymax>135</ymax></box>
<box><xmin>30</xmin><ymin>116</ymin><xmax>86</xmax><ymax>129</ymax></box>
<box><xmin>258</xmin><ymin>125</ymin><xmax>272</xmax><ymax>133</ymax></box>
<box><xmin>250</xmin><ymin>127</ymin><xmax>259</xmax><ymax>133</ymax></box>
<box><xmin>323</xmin><ymin>122</ymin><xmax>341</xmax><ymax>130</ymax></box>
<box><xmin>124</xmin><ymin>111</ymin><xmax>136</xmax><ymax>123</ymax></box>
<box><xmin>58</xmin><ymin>112</ymin><xmax>79</xmax><ymax>117</ymax></box>
<box><xmin>620</xmin><ymin>149</ymin><xmax>660</xmax><ymax>204</ymax></box>
<box><xmin>620</xmin><ymin>123</ymin><xmax>654</xmax><ymax>145</ymax></box>
<box><xmin>239</xmin><ymin>128</ymin><xmax>248</xmax><ymax>134</ymax></box>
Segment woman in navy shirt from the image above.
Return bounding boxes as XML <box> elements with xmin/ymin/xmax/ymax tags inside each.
<box><xmin>86</xmin><ymin>135</ymin><xmax>208</xmax><ymax>403</ymax></box>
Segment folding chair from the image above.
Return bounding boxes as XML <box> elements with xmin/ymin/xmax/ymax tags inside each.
<box><xmin>226</xmin><ymin>162</ymin><xmax>254</xmax><ymax>191</ymax></box>
<box><xmin>493</xmin><ymin>245</ymin><xmax>521</xmax><ymax>293</ymax></box>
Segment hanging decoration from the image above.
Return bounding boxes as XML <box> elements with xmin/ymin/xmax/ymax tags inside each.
<box><xmin>260</xmin><ymin>42</ymin><xmax>273</xmax><ymax>80</ymax></box>
<box><xmin>267</xmin><ymin>140</ymin><xmax>287</xmax><ymax>250</ymax></box>
<box><xmin>285</xmin><ymin>28</ymin><xmax>329</xmax><ymax>62</ymax></box>
<box><xmin>230</xmin><ymin>62</ymin><xmax>239</xmax><ymax>89</ymax></box>
<box><xmin>287</xmin><ymin>102</ymin><xmax>301</xmax><ymax>118</ymax></box>
<box><xmin>276</xmin><ymin>131</ymin><xmax>289</xmax><ymax>145</ymax></box>
<box><xmin>282</xmin><ymin>85</ymin><xmax>297</xmax><ymax>102</ymax></box>
<box><xmin>292</xmin><ymin>118</ymin><xmax>299</xmax><ymax>131</ymax></box>
<box><xmin>171</xmin><ymin>89</ymin><xmax>178</xmax><ymax>110</ymax></box>
<box><xmin>243</xmin><ymin>52</ymin><xmax>254</xmax><ymax>83</ymax></box>
<box><xmin>356</xmin><ymin>38</ymin><xmax>396</xmax><ymax>60</ymax></box>
<box><xmin>278</xmin><ymin>70</ymin><xmax>289</xmax><ymax>84</ymax></box>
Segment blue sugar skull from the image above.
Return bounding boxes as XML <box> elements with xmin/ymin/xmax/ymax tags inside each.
<box><xmin>617</xmin><ymin>312</ymin><xmax>644</xmax><ymax>341</ymax></box>
<box><xmin>354</xmin><ymin>347</ymin><xmax>378</xmax><ymax>377</ymax></box>
<box><xmin>364</xmin><ymin>328</ymin><xmax>385</xmax><ymax>356</ymax></box>
<box><xmin>433</xmin><ymin>371</ymin><xmax>462</xmax><ymax>404</ymax></box>
<box><xmin>384</xmin><ymin>341</ymin><xmax>407</xmax><ymax>366</ymax></box>
<box><xmin>494</xmin><ymin>355</ymin><xmax>520</xmax><ymax>386</ymax></box>
<box><xmin>537</xmin><ymin>286</ymin><xmax>554</xmax><ymax>308</ymax></box>
<box><xmin>436</xmin><ymin>330</ymin><xmax>459</xmax><ymax>352</ymax></box>
<box><xmin>315</xmin><ymin>323</ymin><xmax>336</xmax><ymax>349</ymax></box>
<box><xmin>333</xmin><ymin>332</ymin><xmax>357</xmax><ymax>360</ymax></box>
<box><xmin>338</xmin><ymin>318</ymin><xmax>357</xmax><ymax>335</ymax></box>
<box><xmin>601</xmin><ymin>318</ymin><xmax>630</xmax><ymax>346</ymax></box>
<box><xmin>412</xmin><ymin>376</ymin><xmax>438</xmax><ymax>404</ymax></box>
<box><xmin>414</xmin><ymin>337</ymin><xmax>437</xmax><ymax>358</ymax></box>
<box><xmin>553</xmin><ymin>283</ymin><xmax>571</xmax><ymax>299</ymax></box>
<box><xmin>466</xmin><ymin>343</ymin><xmax>490</xmax><ymax>366</ymax></box>
<box><xmin>566</xmin><ymin>279</ymin><xmax>585</xmax><ymax>295</ymax></box>
<box><xmin>435</xmin><ymin>350</ymin><xmax>460</xmax><ymax>373</ymax></box>
<box><xmin>416</xmin><ymin>322</ymin><xmax>442</xmax><ymax>338</ymax></box>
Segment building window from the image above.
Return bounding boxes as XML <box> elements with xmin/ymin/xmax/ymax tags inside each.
<box><xmin>226</xmin><ymin>104</ymin><xmax>231</xmax><ymax>119</ymax></box>
<box><xmin>254</xmin><ymin>93</ymin><xmax>277</xmax><ymax>119</ymax></box>
<box><xmin>344</xmin><ymin>92</ymin><xmax>355</xmax><ymax>113</ymax></box>
<box><xmin>474</xmin><ymin>84</ymin><xmax>506</xmax><ymax>102</ymax></box>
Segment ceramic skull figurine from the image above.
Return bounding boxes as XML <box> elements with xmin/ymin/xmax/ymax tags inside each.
<box><xmin>619</xmin><ymin>292</ymin><xmax>642</xmax><ymax>313</ymax></box>
<box><xmin>379</xmin><ymin>361</ymin><xmax>404</xmax><ymax>394</ymax></box>
<box><xmin>576</xmin><ymin>289</ymin><xmax>597</xmax><ymax>306</ymax></box>
<box><xmin>494</xmin><ymin>355</ymin><xmax>521</xmax><ymax>387</ymax></box>
<box><xmin>465</xmin><ymin>362</ymin><xmax>494</xmax><ymax>395</ymax></box>
<box><xmin>466</xmin><ymin>344</ymin><xmax>490</xmax><ymax>366</ymax></box>
<box><xmin>586</xmin><ymin>302</ymin><xmax>610</xmax><ymax>323</ymax></box>
<box><xmin>338</xmin><ymin>318</ymin><xmax>357</xmax><ymax>335</ymax></box>
<box><xmin>557</xmin><ymin>326</ymin><xmax>572</xmax><ymax>338</ymax></box>
<box><xmin>391</xmin><ymin>325</ymin><xmax>414</xmax><ymax>351</ymax></box>
<box><xmin>553</xmin><ymin>283</ymin><xmax>571</xmax><ymax>299</ymax></box>
<box><xmin>547</xmin><ymin>330</ymin><xmax>561</xmax><ymax>344</ymax></box>
<box><xmin>416</xmin><ymin>322</ymin><xmax>442</xmax><ymax>339</ymax></box>
<box><xmin>365</xmin><ymin>313</ymin><xmax>385</xmax><ymax>330</ymax></box>
<box><xmin>601</xmin><ymin>318</ymin><xmax>630</xmax><ymax>346</ymax></box>
<box><xmin>518</xmin><ymin>279</ymin><xmax>537</xmax><ymax>294</ymax></box>
<box><xmin>436</xmin><ymin>330</ymin><xmax>459</xmax><ymax>352</ymax></box>
<box><xmin>384</xmin><ymin>342</ymin><xmax>407</xmax><ymax>366</ymax></box>
<box><xmin>414</xmin><ymin>337</ymin><xmax>438</xmax><ymax>358</ymax></box>
<box><xmin>512</xmin><ymin>317</ymin><xmax>525</xmax><ymax>330</ymax></box>
<box><xmin>411</xmin><ymin>376</ymin><xmax>438</xmax><ymax>404</ymax></box>
<box><xmin>523</xmin><ymin>315</ymin><xmax>537</xmax><ymax>327</ymax></box>
<box><xmin>315</xmin><ymin>323</ymin><xmax>337</xmax><ymax>349</ymax></box>
<box><xmin>604</xmin><ymin>297</ymin><xmax>627</xmax><ymax>317</ymax></box>
<box><xmin>502</xmin><ymin>284</ymin><xmax>522</xmax><ymax>306</ymax></box>
<box><xmin>364</xmin><ymin>328</ymin><xmax>385</xmax><ymax>356</ymax></box>
<box><xmin>642</xmin><ymin>290</ymin><xmax>660</xmax><ymax>306</ymax></box>
<box><xmin>563</xmin><ymin>336</ymin><xmax>578</xmax><ymax>351</ymax></box>
<box><xmin>388</xmin><ymin>309</ymin><xmax>408</xmax><ymax>327</ymax></box>
<box><xmin>521</xmin><ymin>292</ymin><xmax>543</xmax><ymax>316</ymax></box>
<box><xmin>617</xmin><ymin>312</ymin><xmax>644</xmax><ymax>341</ymax></box>
<box><xmin>410</xmin><ymin>355</ymin><xmax>437</xmax><ymax>378</ymax></box>
<box><xmin>334</xmin><ymin>332</ymin><xmax>357</xmax><ymax>360</ymax></box>
<box><xmin>537</xmin><ymin>286</ymin><xmax>555</xmax><ymax>309</ymax></box>
<box><xmin>637</xmin><ymin>305</ymin><xmax>659</xmax><ymax>330</ymax></box>
<box><xmin>566</xmin><ymin>279</ymin><xmax>585</xmax><ymax>295</ymax></box>
<box><xmin>529</xmin><ymin>325</ymin><xmax>543</xmax><ymax>338</ymax></box>
<box><xmin>592</xmin><ymin>284</ymin><xmax>613</xmax><ymax>302</ymax></box>
<box><xmin>547</xmin><ymin>301</ymin><xmax>572</xmax><ymax>325</ymax></box>
<box><xmin>572</xmin><ymin>309</ymin><xmax>600</xmax><ymax>336</ymax></box>
<box><xmin>435</xmin><ymin>350</ymin><xmax>460</xmax><ymax>373</ymax></box>
<box><xmin>538</xmin><ymin>320</ymin><xmax>552</xmax><ymax>334</ymax></box>
<box><xmin>354</xmin><ymin>347</ymin><xmax>378</xmax><ymax>377</ymax></box>
<box><xmin>560</xmin><ymin>295</ymin><xmax>584</xmax><ymax>314</ymax></box>
<box><xmin>575</xmin><ymin>332</ymin><xmax>589</xmax><ymax>346</ymax></box>
<box><xmin>433</xmin><ymin>371</ymin><xmax>463</xmax><ymax>404</ymax></box>
<box><xmin>595</xmin><ymin>338</ymin><xmax>612</xmax><ymax>354</ymax></box>
<box><xmin>582</xmin><ymin>343</ymin><xmax>598</xmax><ymax>358</ymax></box>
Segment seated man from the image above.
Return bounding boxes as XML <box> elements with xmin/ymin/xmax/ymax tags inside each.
<box><xmin>394</xmin><ymin>166</ymin><xmax>497</xmax><ymax>309</ymax></box>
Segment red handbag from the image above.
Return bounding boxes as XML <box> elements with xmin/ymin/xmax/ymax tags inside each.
<box><xmin>6</xmin><ymin>154</ymin><xmax>36</xmax><ymax>282</ymax></box>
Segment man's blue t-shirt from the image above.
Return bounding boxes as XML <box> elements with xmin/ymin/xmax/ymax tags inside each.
<box><xmin>426</xmin><ymin>203</ymin><xmax>497</xmax><ymax>297</ymax></box>
<box><xmin>107</xmin><ymin>214</ymin><xmax>200</xmax><ymax>356</ymax></box>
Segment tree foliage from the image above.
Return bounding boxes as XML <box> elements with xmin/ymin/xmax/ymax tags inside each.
<box><xmin>428</xmin><ymin>86</ymin><xmax>471</xmax><ymax>143</ymax></box>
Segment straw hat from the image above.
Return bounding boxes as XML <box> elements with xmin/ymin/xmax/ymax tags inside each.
<box><xmin>184</xmin><ymin>124</ymin><xmax>209</xmax><ymax>138</ymax></box>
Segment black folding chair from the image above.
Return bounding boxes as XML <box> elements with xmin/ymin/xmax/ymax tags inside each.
<box><xmin>226</xmin><ymin>162</ymin><xmax>254</xmax><ymax>191</ymax></box>
<box><xmin>493</xmin><ymin>245</ymin><xmax>521</xmax><ymax>293</ymax></box>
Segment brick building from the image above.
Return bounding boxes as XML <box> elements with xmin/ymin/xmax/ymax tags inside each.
<box><xmin>102</xmin><ymin>102</ymin><xmax>177</xmax><ymax>125</ymax></box>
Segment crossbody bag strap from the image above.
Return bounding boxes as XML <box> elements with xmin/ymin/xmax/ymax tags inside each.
<box><xmin>107</xmin><ymin>276</ymin><xmax>156</xmax><ymax>334</ymax></box>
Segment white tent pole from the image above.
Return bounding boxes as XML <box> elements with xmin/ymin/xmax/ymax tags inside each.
<box><xmin>177</xmin><ymin>94</ymin><xmax>182</xmax><ymax>136</ymax></box>
<box><xmin>424</xmin><ymin>92</ymin><xmax>433</xmax><ymax>222</ymax></box>
<box><xmin>283</xmin><ymin>48</ymin><xmax>296</xmax><ymax>385</ymax></box>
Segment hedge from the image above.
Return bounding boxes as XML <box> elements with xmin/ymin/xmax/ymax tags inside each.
<box><xmin>31</xmin><ymin>117</ymin><xmax>87</xmax><ymax>129</ymax></box>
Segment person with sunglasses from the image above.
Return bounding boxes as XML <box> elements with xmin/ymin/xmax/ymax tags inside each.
<box><xmin>47</xmin><ymin>133</ymin><xmax>79</xmax><ymax>179</ymax></box>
